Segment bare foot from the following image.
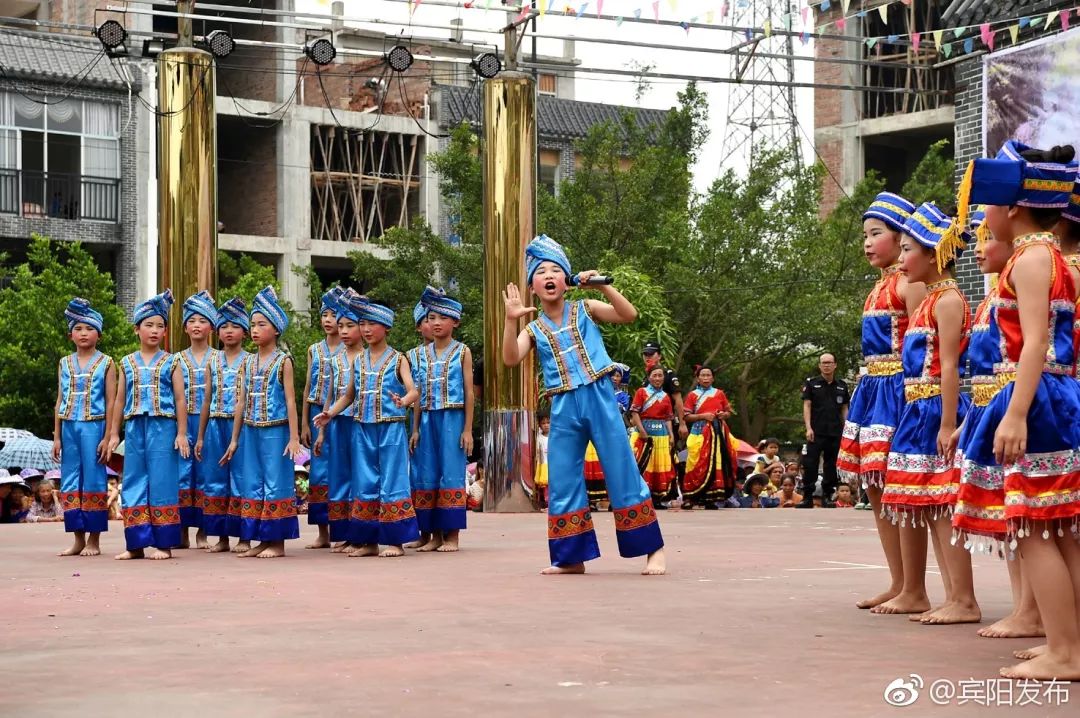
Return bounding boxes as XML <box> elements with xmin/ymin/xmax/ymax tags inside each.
<box><xmin>195</xmin><ymin>530</ymin><xmax>209</xmax><ymax>549</ymax></box>
<box><xmin>149</xmin><ymin>548</ymin><xmax>172</xmax><ymax>560</ymax></box>
<box><xmin>240</xmin><ymin>542</ymin><xmax>270</xmax><ymax>558</ymax></box>
<box><xmin>642</xmin><ymin>548</ymin><xmax>666</xmax><ymax>575</ymax></box>
<box><xmin>979</xmin><ymin>615</ymin><xmax>1044</xmax><ymax>639</ymax></box>
<box><xmin>231</xmin><ymin>540</ymin><xmax>251</xmax><ymax>554</ymax></box>
<box><xmin>541</xmin><ymin>563</ymin><xmax>586</xmax><ymax>575</ymax></box>
<box><xmin>207</xmin><ymin>539</ymin><xmax>231</xmax><ymax>553</ymax></box>
<box><xmin>305</xmin><ymin>539</ymin><xmax>331</xmax><ymax>549</ymax></box>
<box><xmin>921</xmin><ymin>601</ymin><xmax>981</xmax><ymax>625</ymax></box>
<box><xmin>870</xmin><ymin>593</ymin><xmax>931</xmax><ymax>615</ymax></box>
<box><xmin>347</xmin><ymin>544</ymin><xmax>379</xmax><ymax>557</ymax></box>
<box><xmin>436</xmin><ymin>534</ymin><xmax>460</xmax><ymax>553</ymax></box>
<box><xmin>416</xmin><ymin>537</ymin><xmax>443</xmax><ymax>552</ymax></box>
<box><xmin>856</xmin><ymin>588</ymin><xmax>901</xmax><ymax>609</ymax></box>
<box><xmin>256</xmin><ymin>542</ymin><xmax>285</xmax><ymax>558</ymax></box>
<box><xmin>114</xmin><ymin>549</ymin><xmax>145</xmax><ymax>560</ymax></box>
<box><xmin>1014</xmin><ymin>644</ymin><xmax>1048</xmax><ymax>660</ymax></box>
<box><xmin>908</xmin><ymin>608</ymin><xmax>938</xmax><ymax>623</ymax></box>
<box><xmin>331</xmin><ymin>542</ymin><xmax>352</xmax><ymax>553</ymax></box>
<box><xmin>79</xmin><ymin>544</ymin><xmax>101</xmax><ymax>557</ymax></box>
<box><xmin>1000</xmin><ymin>652</ymin><xmax>1080</xmax><ymax>681</ymax></box>
<box><xmin>59</xmin><ymin>539</ymin><xmax>86</xmax><ymax>557</ymax></box>
<box><xmin>379</xmin><ymin>545</ymin><xmax>405</xmax><ymax>558</ymax></box>
<box><xmin>404</xmin><ymin>533</ymin><xmax>429</xmax><ymax>549</ymax></box>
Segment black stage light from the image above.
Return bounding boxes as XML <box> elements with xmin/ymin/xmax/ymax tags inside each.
<box><xmin>385</xmin><ymin>44</ymin><xmax>413</xmax><ymax>73</ymax></box>
<box><xmin>304</xmin><ymin>38</ymin><xmax>337</xmax><ymax>66</ymax></box>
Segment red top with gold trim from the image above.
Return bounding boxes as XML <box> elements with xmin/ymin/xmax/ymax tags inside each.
<box><xmin>861</xmin><ymin>264</ymin><xmax>909</xmax><ymax>367</ymax></box>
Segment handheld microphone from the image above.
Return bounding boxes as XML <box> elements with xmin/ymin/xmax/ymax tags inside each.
<box><xmin>577</xmin><ymin>275</ymin><xmax>614</xmax><ymax>286</ymax></box>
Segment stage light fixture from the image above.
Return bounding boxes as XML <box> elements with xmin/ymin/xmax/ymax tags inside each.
<box><xmin>142</xmin><ymin>38</ymin><xmax>167</xmax><ymax>59</ymax></box>
<box><xmin>304</xmin><ymin>38</ymin><xmax>337</xmax><ymax>66</ymax></box>
<box><xmin>205</xmin><ymin>30</ymin><xmax>235</xmax><ymax>59</ymax></box>
<box><xmin>470</xmin><ymin>52</ymin><xmax>501</xmax><ymax>79</ymax></box>
<box><xmin>385</xmin><ymin>45</ymin><xmax>413</xmax><ymax>73</ymax></box>
<box><xmin>96</xmin><ymin>20</ymin><xmax>127</xmax><ymax>51</ymax></box>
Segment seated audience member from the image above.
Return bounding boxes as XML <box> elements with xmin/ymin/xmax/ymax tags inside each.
<box><xmin>752</xmin><ymin>437</ymin><xmax>782</xmax><ymax>474</ymax></box>
<box><xmin>467</xmin><ymin>461</ymin><xmax>485</xmax><ymax>512</ymax></box>
<box><xmin>833</xmin><ymin>484</ymin><xmax>855</xmax><ymax>508</ymax></box>
<box><xmin>738</xmin><ymin>474</ymin><xmax>778</xmax><ymax>508</ymax></box>
<box><xmin>294</xmin><ymin>466</ymin><xmax>309</xmax><ymax>515</ymax></box>
<box><xmin>0</xmin><ymin>472</ymin><xmax>32</xmax><ymax>523</ymax></box>
<box><xmin>763</xmin><ymin>462</ymin><xmax>785</xmax><ymax>495</ymax></box>
<box><xmin>107</xmin><ymin>473</ymin><xmax>123</xmax><ymax>521</ymax></box>
<box><xmin>25</xmin><ymin>479</ymin><xmax>64</xmax><ymax>522</ymax></box>
<box><xmin>20</xmin><ymin>468</ymin><xmax>44</xmax><ymax>493</ymax></box>
<box><xmin>776</xmin><ymin>475</ymin><xmax>804</xmax><ymax>508</ymax></box>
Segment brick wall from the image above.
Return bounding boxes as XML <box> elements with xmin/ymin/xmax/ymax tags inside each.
<box><xmin>217</xmin><ymin>117</ymin><xmax>278</xmax><ymax>237</ymax></box>
<box><xmin>216</xmin><ymin>24</ymin><xmax>281</xmax><ymax>104</ymax></box>
<box><xmin>953</xmin><ymin>57</ymin><xmax>985</xmax><ymax>303</ymax></box>
<box><xmin>300</xmin><ymin>55</ymin><xmax>436</xmax><ymax>117</ymax></box>
<box><xmin>814</xmin><ymin>22</ymin><xmax>850</xmax><ymax>216</ymax></box>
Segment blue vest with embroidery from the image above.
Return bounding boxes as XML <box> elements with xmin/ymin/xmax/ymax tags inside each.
<box><xmin>121</xmin><ymin>351</ymin><xmax>177</xmax><ymax>419</ymax></box>
<box><xmin>243</xmin><ymin>350</ymin><xmax>290</xmax><ymax>427</ymax></box>
<box><xmin>354</xmin><ymin>347</ymin><xmax>407</xmax><ymax>423</ymax></box>
<box><xmin>58</xmin><ymin>352</ymin><xmax>113</xmax><ymax>422</ymax></box>
<box><xmin>527</xmin><ymin>300</ymin><xmax>616</xmax><ymax>395</ymax></box>
<box><xmin>209</xmin><ymin>350</ymin><xmax>249</xmax><ymax>419</ymax></box>
<box><xmin>407</xmin><ymin>344</ymin><xmax>428</xmax><ymax>408</ymax></box>
<box><xmin>306</xmin><ymin>340</ymin><xmax>343</xmax><ymax>405</ymax></box>
<box><xmin>178</xmin><ymin>347</ymin><xmax>217</xmax><ymax>415</ymax></box>
<box><xmin>422</xmin><ymin>340</ymin><xmax>466</xmax><ymax>411</ymax></box>
<box><xmin>330</xmin><ymin>351</ymin><xmax>358</xmax><ymax>418</ymax></box>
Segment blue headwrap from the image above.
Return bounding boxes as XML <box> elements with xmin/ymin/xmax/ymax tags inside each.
<box><xmin>1063</xmin><ymin>177</ymin><xmax>1080</xmax><ymax>225</ymax></box>
<box><xmin>902</xmin><ymin>202</ymin><xmax>967</xmax><ymax>271</ymax></box>
<box><xmin>64</xmin><ymin>297</ymin><xmax>104</xmax><ymax>334</ymax></box>
<box><xmin>420</xmin><ymin>285</ymin><xmax>463</xmax><ymax>322</ymax></box>
<box><xmin>319</xmin><ymin>287</ymin><xmax>340</xmax><ymax>316</ymax></box>
<box><xmin>133</xmin><ymin>289</ymin><xmax>174</xmax><ymax>326</ymax></box>
<box><xmin>413</xmin><ymin>301</ymin><xmax>428</xmax><ymax>326</ymax></box>
<box><xmin>336</xmin><ymin>288</ymin><xmax>364</xmax><ymax>324</ymax></box>
<box><xmin>525</xmin><ymin>234</ymin><xmax>573</xmax><ymax>287</ymax></box>
<box><xmin>250</xmin><ymin>286</ymin><xmax>289</xmax><ymax>335</ymax></box>
<box><xmin>215</xmin><ymin>297</ymin><xmax>249</xmax><ymax>331</ymax></box>
<box><xmin>358</xmin><ymin>300</ymin><xmax>395</xmax><ymax>329</ymax></box>
<box><xmin>182</xmin><ymin>290</ymin><xmax>219</xmax><ymax>327</ymax></box>
<box><xmin>613</xmin><ymin>362</ymin><xmax>631</xmax><ymax>386</ymax></box>
<box><xmin>863</xmin><ymin>192</ymin><xmax>916</xmax><ymax>232</ymax></box>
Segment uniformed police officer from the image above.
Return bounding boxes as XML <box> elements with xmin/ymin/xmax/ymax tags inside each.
<box><xmin>798</xmin><ymin>353</ymin><xmax>849</xmax><ymax>508</ymax></box>
<box><xmin>641</xmin><ymin>342</ymin><xmax>684</xmax><ymax>434</ymax></box>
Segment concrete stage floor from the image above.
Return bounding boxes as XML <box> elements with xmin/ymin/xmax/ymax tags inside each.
<box><xmin>1</xmin><ymin>509</ymin><xmax>1075</xmax><ymax>717</ymax></box>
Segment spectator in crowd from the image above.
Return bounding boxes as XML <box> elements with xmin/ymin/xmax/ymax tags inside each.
<box><xmin>800</xmin><ymin>353</ymin><xmax>850</xmax><ymax>508</ymax></box>
<box><xmin>19</xmin><ymin>468</ymin><xmax>44</xmax><ymax>493</ymax></box>
<box><xmin>776</xmin><ymin>475</ymin><xmax>804</xmax><ymax>508</ymax></box>
<box><xmin>534</xmin><ymin>412</ymin><xmax>549</xmax><ymax>509</ymax></box>
<box><xmin>107</xmin><ymin>473</ymin><xmax>123</xmax><ymax>521</ymax></box>
<box><xmin>834</xmin><ymin>484</ymin><xmax>856</xmax><ymax>508</ymax></box>
<box><xmin>1</xmin><ymin>472</ymin><xmax>32</xmax><ymax>523</ymax></box>
<box><xmin>25</xmin><ymin>479</ymin><xmax>64</xmax><ymax>523</ymax></box>
<box><xmin>467</xmin><ymin>460</ymin><xmax>485</xmax><ymax>512</ymax></box>
<box><xmin>763</xmin><ymin>462</ymin><xmax>785</xmax><ymax>495</ymax></box>
<box><xmin>753</xmin><ymin>437</ymin><xmax>783</xmax><ymax>474</ymax></box>
<box><xmin>739</xmin><ymin>474</ymin><xmax>778</xmax><ymax>508</ymax></box>
<box><xmin>784</xmin><ymin>461</ymin><xmax>801</xmax><ymax>477</ymax></box>
<box><xmin>294</xmin><ymin>465</ymin><xmax>309</xmax><ymax>515</ymax></box>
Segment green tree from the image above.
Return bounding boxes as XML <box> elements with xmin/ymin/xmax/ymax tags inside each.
<box><xmin>0</xmin><ymin>236</ymin><xmax>138</xmax><ymax>437</ymax></box>
<box><xmin>901</xmin><ymin>139</ymin><xmax>955</xmax><ymax>209</ymax></box>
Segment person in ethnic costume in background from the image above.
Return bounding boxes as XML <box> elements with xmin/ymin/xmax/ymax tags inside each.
<box><xmin>501</xmin><ymin>234</ymin><xmax>665</xmax><ymax>575</ymax></box>
<box><xmin>53</xmin><ymin>298</ymin><xmax>116</xmax><ymax>557</ymax></box>
<box><xmin>630</xmin><ymin>366</ymin><xmax>676</xmax><ymax>506</ymax></box>
<box><xmin>681</xmin><ymin>365</ymin><xmax>737</xmax><ymax>509</ymax></box>
<box><xmin>838</xmin><ymin>192</ymin><xmax>925</xmax><ymax>610</ymax></box>
<box><xmin>953</xmin><ymin>141</ymin><xmax>1080</xmax><ymax>681</ymax></box>
<box><xmin>406</xmin><ymin>299</ymin><xmax>434</xmax><ymax>548</ymax></box>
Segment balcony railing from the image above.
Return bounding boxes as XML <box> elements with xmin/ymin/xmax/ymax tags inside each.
<box><xmin>0</xmin><ymin>169</ymin><xmax>120</xmax><ymax>223</ymax></box>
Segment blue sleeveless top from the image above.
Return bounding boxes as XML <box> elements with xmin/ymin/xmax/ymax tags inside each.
<box><xmin>178</xmin><ymin>347</ymin><xmax>217</xmax><ymax>415</ymax></box>
<box><xmin>421</xmin><ymin>340</ymin><xmax>465</xmax><ymax>411</ymax></box>
<box><xmin>407</xmin><ymin>344</ymin><xmax>428</xmax><ymax>408</ymax></box>
<box><xmin>209</xmin><ymin>350</ymin><xmax>249</xmax><ymax>419</ymax></box>
<box><xmin>58</xmin><ymin>351</ymin><xmax>113</xmax><ymax>422</ymax></box>
<box><xmin>121</xmin><ymin>351</ymin><xmax>177</xmax><ymax>419</ymax></box>
<box><xmin>243</xmin><ymin>350</ymin><xmax>290</xmax><ymax>427</ymax></box>
<box><xmin>526</xmin><ymin>300</ymin><xmax>616</xmax><ymax>396</ymax></box>
<box><xmin>329</xmin><ymin>351</ymin><xmax>358</xmax><ymax>418</ymax></box>
<box><xmin>306</xmin><ymin>340</ymin><xmax>343</xmax><ymax>405</ymax></box>
<box><xmin>354</xmin><ymin>347</ymin><xmax>407</xmax><ymax>423</ymax></box>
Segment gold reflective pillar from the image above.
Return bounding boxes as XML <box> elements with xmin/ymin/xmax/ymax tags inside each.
<box><xmin>157</xmin><ymin>47</ymin><xmax>217</xmax><ymax>351</ymax></box>
<box><xmin>482</xmin><ymin>72</ymin><xmax>538</xmax><ymax>512</ymax></box>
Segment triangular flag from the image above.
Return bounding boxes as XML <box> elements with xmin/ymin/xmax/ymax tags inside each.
<box><xmin>1009</xmin><ymin>24</ymin><xmax>1019</xmax><ymax>44</ymax></box>
<box><xmin>837</xmin><ymin>17</ymin><xmax>847</xmax><ymax>31</ymax></box>
<box><xmin>979</xmin><ymin>23</ymin><xmax>992</xmax><ymax>45</ymax></box>
<box><xmin>800</xmin><ymin>31</ymin><xmax>811</xmax><ymax>45</ymax></box>
<box><xmin>841</xmin><ymin>0</ymin><xmax>850</xmax><ymax>13</ymax></box>
<box><xmin>1046</xmin><ymin>10</ymin><xmax>1060</xmax><ymax>28</ymax></box>
<box><xmin>667</xmin><ymin>0</ymin><xmax>677</xmax><ymax>10</ymax></box>
<box><xmin>596</xmin><ymin>0</ymin><xmax>603</xmax><ymax>16</ymax></box>
<box><xmin>953</xmin><ymin>26</ymin><xmax>966</xmax><ymax>38</ymax></box>
<box><xmin>783</xmin><ymin>13</ymin><xmax>792</xmax><ymax>31</ymax></box>
<box><xmin>963</xmin><ymin>37</ymin><xmax>974</xmax><ymax>53</ymax></box>
<box><xmin>721</xmin><ymin>2</ymin><xmax>729</xmax><ymax>19</ymax></box>
<box><xmin>411</xmin><ymin>0</ymin><xmax>422</xmax><ymax>14</ymax></box>
<box><xmin>539</xmin><ymin>0</ymin><xmax>548</xmax><ymax>15</ymax></box>
<box><xmin>866</xmin><ymin>37</ymin><xmax>878</xmax><ymax>49</ymax></box>
<box><xmin>705</xmin><ymin>10</ymin><xmax>714</xmax><ymax>24</ymax></box>
<box><xmin>1063</xmin><ymin>11</ymin><xmax>1071</xmax><ymax>31</ymax></box>
<box><xmin>764</xmin><ymin>20</ymin><xmax>772</xmax><ymax>37</ymax></box>
<box><xmin>801</xmin><ymin>7</ymin><xmax>808</xmax><ymax>24</ymax></box>
<box><xmin>887</xmin><ymin>34</ymin><xmax>899</xmax><ymax>43</ymax></box>
<box><xmin>517</xmin><ymin>5</ymin><xmax>530</xmax><ymax>20</ymax></box>
<box><xmin>679</xmin><ymin>21</ymin><xmax>690</xmax><ymax>32</ymax></box>
<box><xmin>878</xmin><ymin>3</ymin><xmax>888</xmax><ymax>22</ymax></box>
<box><xmin>578</xmin><ymin>2</ymin><xmax>588</xmax><ymax>17</ymax></box>
<box><xmin>615</xmin><ymin>15</ymin><xmax>623</xmax><ymax>25</ymax></box>
<box><xmin>943</xmin><ymin>42</ymin><xmax>953</xmax><ymax>58</ymax></box>
<box><xmin>633</xmin><ymin>8</ymin><xmax>641</xmax><ymax>19</ymax></box>
<box><xmin>1019</xmin><ymin>17</ymin><xmax>1030</xmax><ymax>29</ymax></box>
<box><xmin>1031</xmin><ymin>16</ymin><xmax>1044</xmax><ymax>28</ymax></box>
<box><xmin>858</xmin><ymin>10</ymin><xmax>866</xmax><ymax>17</ymax></box>
<box><xmin>652</xmin><ymin>0</ymin><xmax>659</xmax><ymax>22</ymax></box>
<box><xmin>911</xmin><ymin>32</ymin><xmax>921</xmax><ymax>52</ymax></box>
<box><xmin>745</xmin><ymin>28</ymin><xmax>753</xmax><ymax>41</ymax></box>
<box><xmin>821</xmin><ymin>0</ymin><xmax>831</xmax><ymax>10</ymax></box>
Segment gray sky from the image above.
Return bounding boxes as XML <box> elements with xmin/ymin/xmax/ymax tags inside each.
<box><xmin>299</xmin><ymin>0</ymin><xmax>816</xmax><ymax>192</ymax></box>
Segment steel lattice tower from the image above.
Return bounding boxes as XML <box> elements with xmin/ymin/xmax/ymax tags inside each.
<box><xmin>720</xmin><ymin>0</ymin><xmax>802</xmax><ymax>170</ymax></box>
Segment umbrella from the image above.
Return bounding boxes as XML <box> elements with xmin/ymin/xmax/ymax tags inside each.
<box><xmin>0</xmin><ymin>427</ymin><xmax>33</xmax><ymax>443</ymax></box>
<box><xmin>0</xmin><ymin>436</ymin><xmax>60</xmax><ymax>471</ymax></box>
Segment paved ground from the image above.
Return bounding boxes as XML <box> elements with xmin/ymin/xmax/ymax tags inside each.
<box><xmin>1</xmin><ymin>509</ymin><xmax>1075</xmax><ymax>717</ymax></box>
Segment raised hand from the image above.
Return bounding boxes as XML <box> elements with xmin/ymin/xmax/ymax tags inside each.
<box><xmin>502</xmin><ymin>283</ymin><xmax>537</xmax><ymax>320</ymax></box>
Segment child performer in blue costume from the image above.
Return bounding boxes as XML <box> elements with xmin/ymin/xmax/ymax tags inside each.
<box><xmin>317</xmin><ymin>287</ymin><xmax>365</xmax><ymax>554</ymax></box>
<box><xmin>502</xmin><ymin>235</ymin><xmax>666</xmax><ymax>575</ymax></box>
<box><xmin>110</xmin><ymin>290</ymin><xmax>187</xmax><ymax>560</ymax></box>
<box><xmin>52</xmin><ymin>298</ymin><xmax>117</xmax><ymax>557</ymax></box>
<box><xmin>221</xmin><ymin>286</ymin><xmax>303</xmax><ymax>558</ymax></box>
<box><xmin>406</xmin><ymin>300</ymin><xmax>433</xmax><ymax>549</ymax></box>
<box><xmin>177</xmin><ymin>290</ymin><xmax>219</xmax><ymax>549</ymax></box>
<box><xmin>411</xmin><ymin>286</ymin><xmax>474</xmax><ymax>553</ymax></box>
<box><xmin>316</xmin><ymin>295</ymin><xmax>421</xmax><ymax>557</ymax></box>
<box><xmin>953</xmin><ymin>141</ymin><xmax>1080</xmax><ymax>681</ymax></box>
<box><xmin>195</xmin><ymin>297</ymin><xmax>249</xmax><ymax>553</ymax></box>
<box><xmin>300</xmin><ymin>288</ymin><xmax>343</xmax><ymax>549</ymax></box>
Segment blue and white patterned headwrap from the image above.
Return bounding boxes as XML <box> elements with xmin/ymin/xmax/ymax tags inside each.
<box><xmin>420</xmin><ymin>285</ymin><xmax>463</xmax><ymax>322</ymax></box>
<box><xmin>215</xmin><ymin>297</ymin><xmax>249</xmax><ymax>331</ymax></box>
<box><xmin>863</xmin><ymin>192</ymin><xmax>916</xmax><ymax>232</ymax></box>
<box><xmin>65</xmin><ymin>297</ymin><xmax>103</xmax><ymax>334</ymax></box>
<box><xmin>250</xmin><ymin>286</ymin><xmax>289</xmax><ymax>334</ymax></box>
<box><xmin>526</xmin><ymin>234</ymin><xmax>573</xmax><ymax>286</ymax></box>
<box><xmin>1063</xmin><ymin>176</ymin><xmax>1080</xmax><ymax>224</ymax></box>
<box><xmin>133</xmin><ymin>289</ymin><xmax>174</xmax><ymax>326</ymax></box>
<box><xmin>358</xmin><ymin>300</ymin><xmax>395</xmax><ymax>329</ymax></box>
<box><xmin>336</xmin><ymin>288</ymin><xmax>365</xmax><ymax>324</ymax></box>
<box><xmin>320</xmin><ymin>287</ymin><xmax>340</xmax><ymax>316</ymax></box>
<box><xmin>183</xmin><ymin>290</ymin><xmax>219</xmax><ymax>327</ymax></box>
<box><xmin>413</xmin><ymin>301</ymin><xmax>428</xmax><ymax>326</ymax></box>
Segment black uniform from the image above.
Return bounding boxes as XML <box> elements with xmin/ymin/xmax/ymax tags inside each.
<box><xmin>801</xmin><ymin>374</ymin><xmax>850</xmax><ymax>503</ymax></box>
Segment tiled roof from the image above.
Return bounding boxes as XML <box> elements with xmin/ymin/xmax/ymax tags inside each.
<box><xmin>0</xmin><ymin>28</ymin><xmax>131</xmax><ymax>90</ymax></box>
<box><xmin>436</xmin><ymin>82</ymin><xmax>669</xmax><ymax>141</ymax></box>
<box><xmin>941</xmin><ymin>0</ymin><xmax>1072</xmax><ymax>28</ymax></box>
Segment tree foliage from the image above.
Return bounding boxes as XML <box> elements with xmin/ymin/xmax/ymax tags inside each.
<box><xmin>902</xmin><ymin>139</ymin><xmax>955</xmax><ymax>209</ymax></box>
